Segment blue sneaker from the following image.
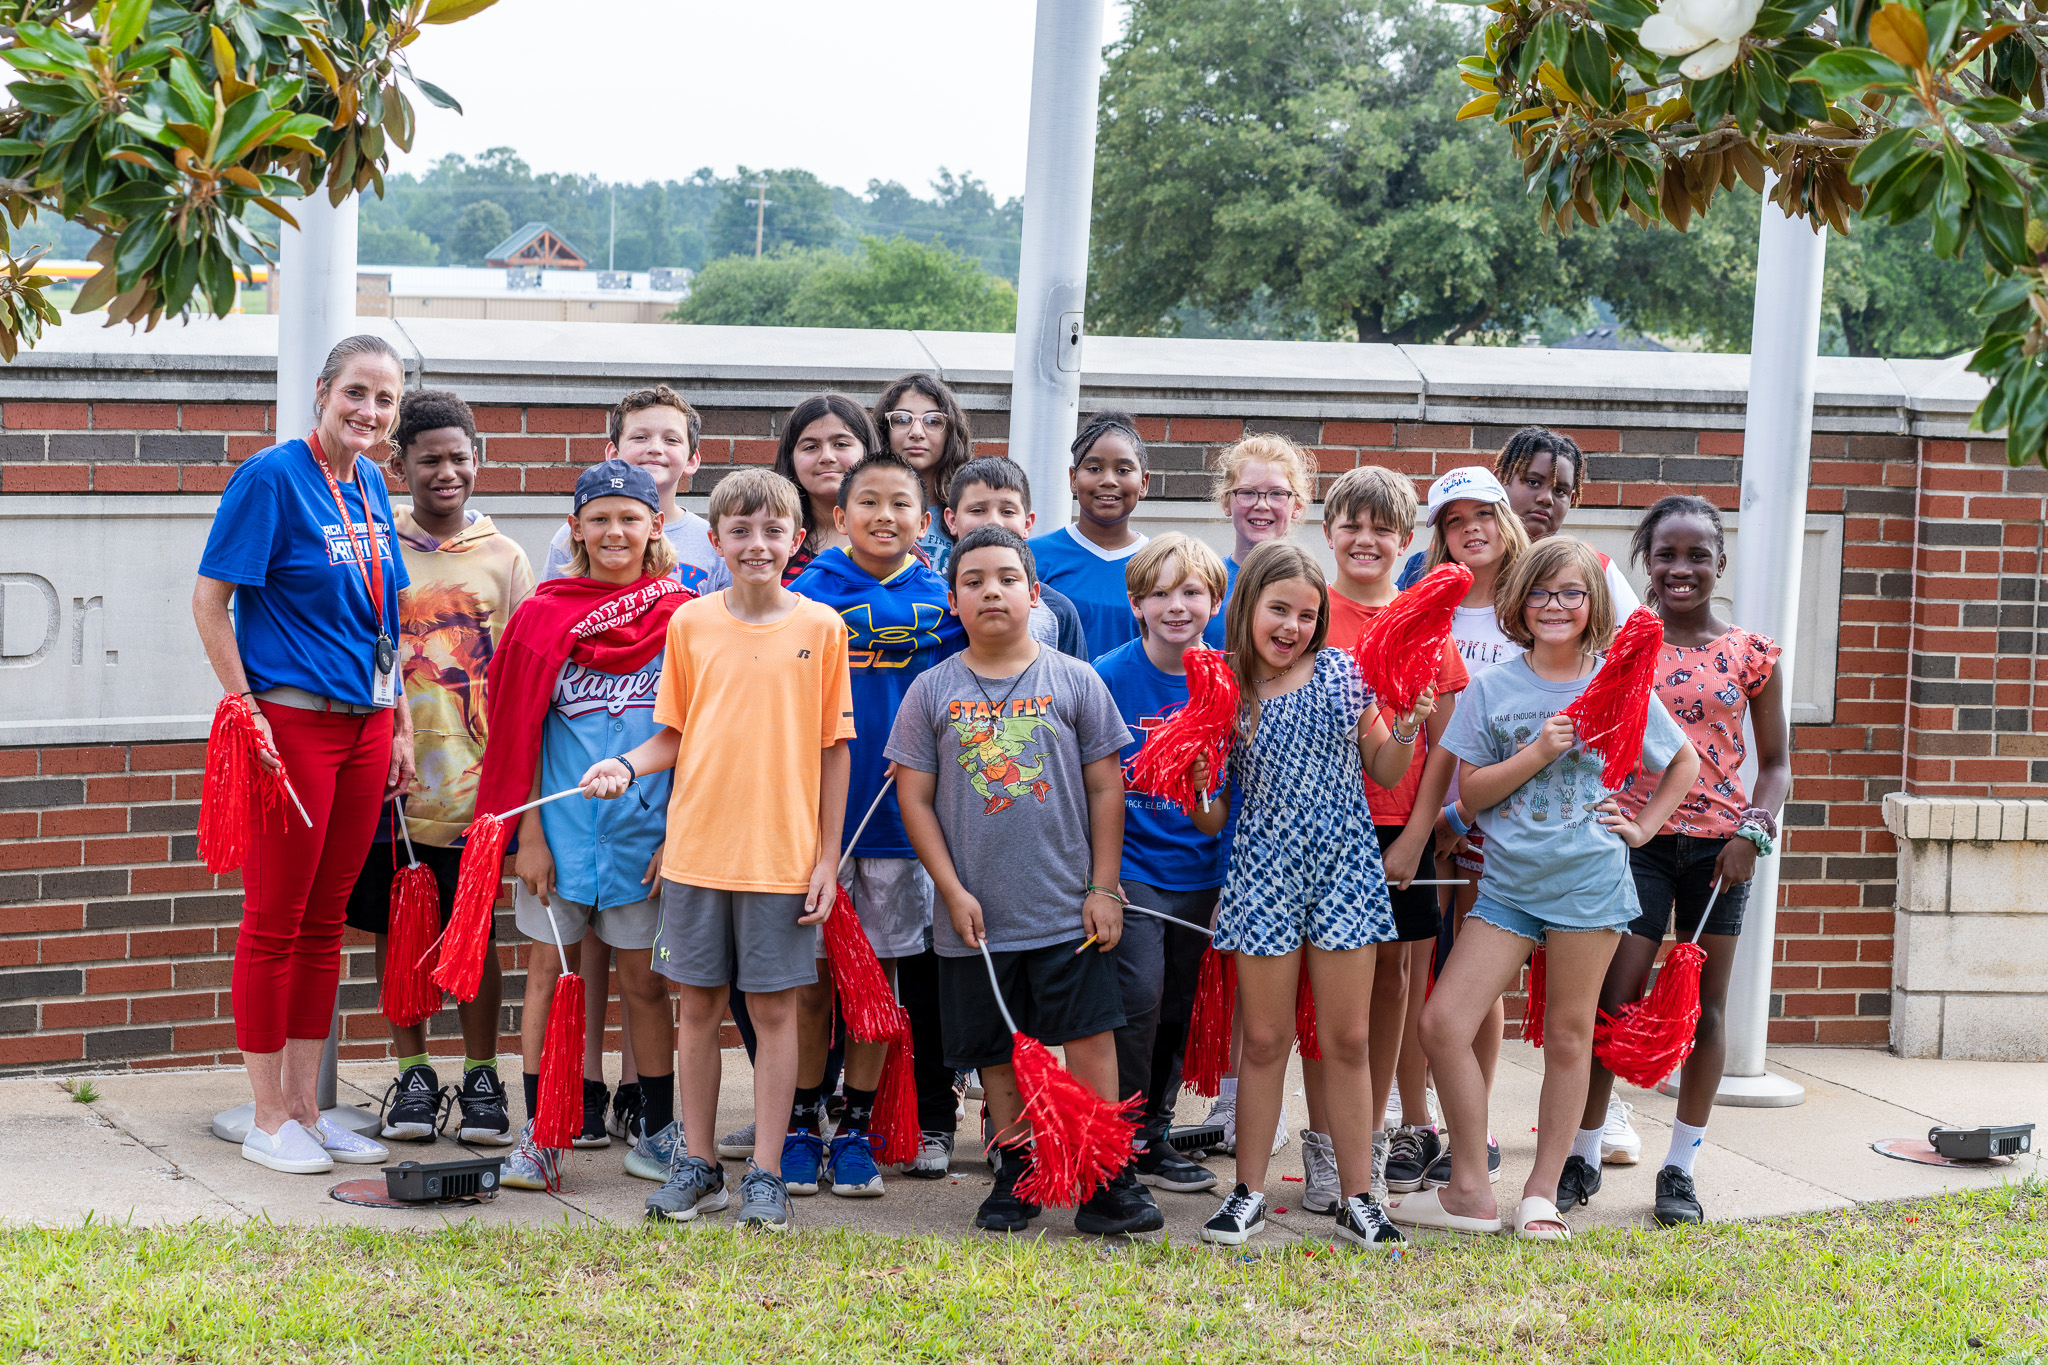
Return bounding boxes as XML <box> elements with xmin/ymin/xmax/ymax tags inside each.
<box><xmin>624</xmin><ymin>1119</ymin><xmax>685</xmax><ymax>1182</ymax></box>
<box><xmin>781</xmin><ymin>1129</ymin><xmax>826</xmax><ymax>1196</ymax></box>
<box><xmin>826</xmin><ymin>1130</ymin><xmax>884</xmax><ymax>1198</ymax></box>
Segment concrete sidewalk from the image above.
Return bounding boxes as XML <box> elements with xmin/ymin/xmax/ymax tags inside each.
<box><xmin>6</xmin><ymin>1043</ymin><xmax>2041</xmax><ymax>1242</ymax></box>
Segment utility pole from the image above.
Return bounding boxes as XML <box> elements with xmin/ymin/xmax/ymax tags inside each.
<box><xmin>747</xmin><ymin>175</ymin><xmax>772</xmax><ymax>259</ymax></box>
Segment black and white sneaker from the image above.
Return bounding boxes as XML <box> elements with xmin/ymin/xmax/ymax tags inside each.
<box><xmin>1557</xmin><ymin>1154</ymin><xmax>1602</xmax><ymax>1208</ymax></box>
<box><xmin>607</xmin><ymin>1081</ymin><xmax>641</xmax><ymax>1141</ymax></box>
<box><xmin>1383</xmin><ymin>1125</ymin><xmax>1441</xmax><ymax>1193</ymax></box>
<box><xmin>1422</xmin><ymin>1135</ymin><xmax>1501</xmax><ymax>1188</ymax></box>
<box><xmin>1199</xmin><ymin>1182</ymin><xmax>1267</xmax><ymax>1246</ymax></box>
<box><xmin>379</xmin><ymin>1063</ymin><xmax>444</xmax><ymax>1143</ymax></box>
<box><xmin>1653</xmin><ymin>1166</ymin><xmax>1704</xmax><ymax>1226</ymax></box>
<box><xmin>1334</xmin><ymin>1193</ymin><xmax>1405</xmax><ymax>1251</ymax></box>
<box><xmin>1136</xmin><ymin>1142</ymin><xmax>1218</xmax><ymax>1193</ymax></box>
<box><xmin>574</xmin><ymin>1078</ymin><xmax>611</xmax><ymax>1148</ymax></box>
<box><xmin>453</xmin><ymin>1065</ymin><xmax>513</xmax><ymax>1146</ymax></box>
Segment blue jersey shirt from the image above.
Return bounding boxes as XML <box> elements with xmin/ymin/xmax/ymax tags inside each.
<box><xmin>198</xmin><ymin>439</ymin><xmax>410</xmax><ymax>708</ymax></box>
<box><xmin>1091</xmin><ymin>638</ymin><xmax>1228</xmax><ymax>891</ymax></box>
<box><xmin>538</xmin><ymin>654</ymin><xmax>672</xmax><ymax>909</ymax></box>
<box><xmin>1201</xmin><ymin>554</ymin><xmax>1243</xmax><ymax>649</ymax></box>
<box><xmin>1029</xmin><ymin>525</ymin><xmax>1147</xmax><ymax>658</ymax></box>
<box><xmin>791</xmin><ymin>546</ymin><xmax>966</xmax><ymax>858</ymax></box>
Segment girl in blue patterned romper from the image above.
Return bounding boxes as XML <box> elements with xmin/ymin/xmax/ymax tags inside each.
<box><xmin>1186</xmin><ymin>541</ymin><xmax>1434</xmax><ymax>1251</ymax></box>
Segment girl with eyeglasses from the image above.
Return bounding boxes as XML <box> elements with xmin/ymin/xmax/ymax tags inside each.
<box><xmin>1400</xmin><ymin>537</ymin><xmax>1699</xmax><ymax>1242</ymax></box>
<box><xmin>1201</xmin><ymin>433</ymin><xmax>1314</xmax><ymax>648</ymax></box>
<box><xmin>872</xmin><ymin>373</ymin><xmax>974</xmax><ymax>573</ymax></box>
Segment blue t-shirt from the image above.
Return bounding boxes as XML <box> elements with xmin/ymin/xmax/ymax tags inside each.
<box><xmin>197</xmin><ymin>439</ymin><xmax>410</xmax><ymax>708</ymax></box>
<box><xmin>790</xmin><ymin>546</ymin><xmax>967</xmax><ymax>858</ymax></box>
<box><xmin>1029</xmin><ymin>525</ymin><xmax>1147</xmax><ymax>658</ymax></box>
<box><xmin>1438</xmin><ymin>652</ymin><xmax>1689</xmax><ymax>929</ymax></box>
<box><xmin>538</xmin><ymin>654</ymin><xmax>673</xmax><ymax>909</ymax></box>
<box><xmin>1202</xmin><ymin>554</ymin><xmax>1243</xmax><ymax>649</ymax></box>
<box><xmin>1091</xmin><ymin>639</ymin><xmax>1227</xmax><ymax>891</ymax></box>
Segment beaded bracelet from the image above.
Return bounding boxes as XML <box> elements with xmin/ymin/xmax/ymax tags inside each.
<box><xmin>1084</xmin><ymin>883</ymin><xmax>1126</xmax><ymax>905</ymax></box>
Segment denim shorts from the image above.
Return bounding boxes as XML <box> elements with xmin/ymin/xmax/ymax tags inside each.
<box><xmin>1467</xmin><ymin>892</ymin><xmax>1632</xmax><ymax>945</ymax></box>
<box><xmin>1627</xmin><ymin>833</ymin><xmax>1751</xmax><ymax>941</ymax></box>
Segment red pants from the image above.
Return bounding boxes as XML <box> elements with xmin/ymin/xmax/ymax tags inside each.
<box><xmin>232</xmin><ymin>703</ymin><xmax>392</xmax><ymax>1053</ymax></box>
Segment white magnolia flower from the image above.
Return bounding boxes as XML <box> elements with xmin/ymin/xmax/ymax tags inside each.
<box><xmin>1638</xmin><ymin>0</ymin><xmax>1762</xmax><ymax>77</ymax></box>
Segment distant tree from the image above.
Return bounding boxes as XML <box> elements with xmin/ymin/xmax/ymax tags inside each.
<box><xmin>448</xmin><ymin>201</ymin><xmax>513</xmax><ymax>265</ymax></box>
<box><xmin>843</xmin><ymin>169</ymin><xmax>1024</xmax><ymax>279</ymax></box>
<box><xmin>709</xmin><ymin>168</ymin><xmax>838</xmax><ymax>260</ymax></box>
<box><xmin>359</xmin><ymin>221</ymin><xmax>439</xmax><ymax>266</ymax></box>
<box><xmin>670</xmin><ymin>237</ymin><xmax>1014</xmax><ymax>332</ymax></box>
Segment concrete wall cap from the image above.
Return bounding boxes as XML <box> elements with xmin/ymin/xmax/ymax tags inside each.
<box><xmin>1883</xmin><ymin>793</ymin><xmax>2048</xmax><ymax>842</ymax></box>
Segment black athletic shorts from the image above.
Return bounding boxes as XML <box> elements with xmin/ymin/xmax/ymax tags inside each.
<box><xmin>1377</xmin><ymin>823</ymin><xmax>1444</xmax><ymax>943</ymax></box>
<box><xmin>937</xmin><ymin>938</ymin><xmax>1125</xmax><ymax>1071</ymax></box>
<box><xmin>342</xmin><ymin>837</ymin><xmax>485</xmax><ymax>937</ymax></box>
<box><xmin>1627</xmin><ymin>833</ymin><xmax>1750</xmax><ymax>941</ymax></box>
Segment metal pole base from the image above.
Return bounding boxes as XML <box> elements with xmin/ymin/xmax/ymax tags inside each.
<box><xmin>1678</xmin><ymin>1071</ymin><xmax>1806</xmax><ymax>1108</ymax></box>
<box><xmin>212</xmin><ymin>1099</ymin><xmax>383</xmax><ymax>1143</ymax></box>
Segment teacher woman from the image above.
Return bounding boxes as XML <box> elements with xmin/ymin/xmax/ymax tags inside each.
<box><xmin>192</xmin><ymin>334</ymin><xmax>418</xmax><ymax>1175</ymax></box>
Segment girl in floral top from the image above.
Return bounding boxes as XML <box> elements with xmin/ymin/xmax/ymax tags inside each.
<box><xmin>1562</xmin><ymin>495</ymin><xmax>1790</xmax><ymax>1229</ymax></box>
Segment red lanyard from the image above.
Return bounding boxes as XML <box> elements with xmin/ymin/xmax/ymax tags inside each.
<box><xmin>307</xmin><ymin>431</ymin><xmax>386</xmax><ymax>632</ymax></box>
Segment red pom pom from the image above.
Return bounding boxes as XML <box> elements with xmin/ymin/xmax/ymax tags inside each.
<box><xmin>1181</xmin><ymin>946</ymin><xmax>1235</xmax><ymax>1097</ymax></box>
<box><xmin>532</xmin><ymin>970</ymin><xmax>585</xmax><ymax>1156</ymax></box>
<box><xmin>1562</xmin><ymin>607</ymin><xmax>1666</xmax><ymax>789</ymax></box>
<box><xmin>870</xmin><ymin>1033</ymin><xmax>920</xmax><ymax>1166</ymax></box>
<box><xmin>434</xmin><ymin>814</ymin><xmax>511</xmax><ymax>1002</ymax></box>
<box><xmin>380</xmin><ymin>862</ymin><xmax>444</xmax><ymax>1028</ymax></box>
<box><xmin>1520</xmin><ymin>946</ymin><xmax>1547</xmax><ymax>1048</ymax></box>
<box><xmin>822</xmin><ymin>885</ymin><xmax>910</xmax><ymax>1043</ymax></box>
<box><xmin>1006</xmin><ymin>1033</ymin><xmax>1142</xmax><ymax>1208</ymax></box>
<box><xmin>1349</xmin><ymin>563</ymin><xmax>1473</xmax><ymax>717</ymax></box>
<box><xmin>1295</xmin><ymin>958</ymin><xmax>1321</xmax><ymax>1061</ymax></box>
<box><xmin>1594</xmin><ymin>942</ymin><xmax>1707</xmax><ymax>1089</ymax></box>
<box><xmin>1125</xmin><ymin>648</ymin><xmax>1240</xmax><ymax>816</ymax></box>
<box><xmin>197</xmin><ymin>693</ymin><xmax>303</xmax><ymax>873</ymax></box>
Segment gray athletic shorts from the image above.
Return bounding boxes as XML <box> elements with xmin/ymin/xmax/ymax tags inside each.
<box><xmin>513</xmin><ymin>881</ymin><xmax>659</xmax><ymax>951</ymax></box>
<box><xmin>819</xmin><ymin>857</ymin><xmax>932</xmax><ymax>961</ymax></box>
<box><xmin>651</xmin><ymin>878</ymin><xmax>818</xmax><ymax>994</ymax></box>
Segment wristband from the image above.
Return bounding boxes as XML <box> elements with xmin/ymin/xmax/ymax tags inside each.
<box><xmin>615</xmin><ymin>755</ymin><xmax>637</xmax><ymax>786</ymax></box>
<box><xmin>1084</xmin><ymin>884</ymin><xmax>1126</xmax><ymax>905</ymax></box>
<box><xmin>1442</xmin><ymin>804</ymin><xmax>1469</xmax><ymax>837</ymax></box>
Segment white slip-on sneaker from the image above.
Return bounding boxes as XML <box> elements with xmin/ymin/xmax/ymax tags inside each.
<box><xmin>1600</xmin><ymin>1099</ymin><xmax>1642</xmax><ymax>1166</ymax></box>
<box><xmin>242</xmin><ymin>1119</ymin><xmax>334</xmax><ymax>1175</ymax></box>
<box><xmin>318</xmin><ymin>1118</ymin><xmax>390</xmax><ymax>1165</ymax></box>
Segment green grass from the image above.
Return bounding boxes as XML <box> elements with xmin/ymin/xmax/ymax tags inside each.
<box><xmin>58</xmin><ymin>1078</ymin><xmax>100</xmax><ymax>1104</ymax></box>
<box><xmin>4</xmin><ymin>1185</ymin><xmax>2046</xmax><ymax>1364</ymax></box>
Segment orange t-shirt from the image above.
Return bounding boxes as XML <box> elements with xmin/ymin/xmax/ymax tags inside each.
<box><xmin>653</xmin><ymin>591</ymin><xmax>857</xmax><ymax>893</ymax></box>
<box><xmin>1326</xmin><ymin>590</ymin><xmax>1469</xmax><ymax>826</ymax></box>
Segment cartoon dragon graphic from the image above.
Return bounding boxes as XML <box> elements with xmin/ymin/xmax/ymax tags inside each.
<box><xmin>952</xmin><ymin>711</ymin><xmax>1058</xmax><ymax>815</ymax></box>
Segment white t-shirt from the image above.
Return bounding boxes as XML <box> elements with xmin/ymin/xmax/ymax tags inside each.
<box><xmin>1451</xmin><ymin>603</ymin><xmax>1522</xmax><ymax>677</ymax></box>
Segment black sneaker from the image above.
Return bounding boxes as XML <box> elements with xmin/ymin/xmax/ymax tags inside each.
<box><xmin>574</xmin><ymin>1078</ymin><xmax>611</xmax><ymax>1148</ymax></box>
<box><xmin>1199</xmin><ymin>1182</ymin><xmax>1267</xmax><ymax>1245</ymax></box>
<box><xmin>974</xmin><ymin>1151</ymin><xmax>1039</xmax><ymax>1233</ymax></box>
<box><xmin>1383</xmin><ymin>1125</ymin><xmax>1441</xmax><ymax>1193</ymax></box>
<box><xmin>1557</xmin><ymin>1154</ymin><xmax>1603</xmax><ymax>1208</ymax></box>
<box><xmin>1653</xmin><ymin>1165</ymin><xmax>1704</xmax><ymax>1227</ymax></box>
<box><xmin>1422</xmin><ymin>1135</ymin><xmax>1502</xmax><ymax>1189</ymax></box>
<box><xmin>607</xmin><ymin>1081</ymin><xmax>641</xmax><ymax>1141</ymax></box>
<box><xmin>453</xmin><ymin>1066</ymin><xmax>513</xmax><ymax>1146</ymax></box>
<box><xmin>1136</xmin><ymin>1142</ymin><xmax>1219</xmax><ymax>1193</ymax></box>
<box><xmin>1334</xmin><ymin>1193</ymin><xmax>1405</xmax><ymax>1251</ymax></box>
<box><xmin>1074</xmin><ymin>1166</ymin><xmax>1166</xmax><ymax>1235</ymax></box>
<box><xmin>379</xmin><ymin>1063</ymin><xmax>444</xmax><ymax>1142</ymax></box>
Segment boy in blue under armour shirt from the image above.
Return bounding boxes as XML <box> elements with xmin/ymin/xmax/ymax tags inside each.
<box><xmin>1091</xmin><ymin>532</ymin><xmax>1231</xmax><ymax>1195</ymax></box>
<box><xmin>788</xmin><ymin>452</ymin><xmax>967</xmax><ymax>1196</ymax></box>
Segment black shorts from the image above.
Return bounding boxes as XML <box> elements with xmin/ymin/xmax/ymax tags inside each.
<box><xmin>342</xmin><ymin>838</ymin><xmax>484</xmax><ymax>937</ymax></box>
<box><xmin>937</xmin><ymin>938</ymin><xmax>1125</xmax><ymax>1071</ymax></box>
<box><xmin>1377</xmin><ymin>824</ymin><xmax>1443</xmax><ymax>943</ymax></box>
<box><xmin>1627</xmin><ymin>833</ymin><xmax>1750</xmax><ymax>941</ymax></box>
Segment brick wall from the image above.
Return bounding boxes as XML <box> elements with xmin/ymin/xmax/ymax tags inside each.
<box><xmin>1</xmin><ymin>398</ymin><xmax>1951</xmax><ymax>1071</ymax></box>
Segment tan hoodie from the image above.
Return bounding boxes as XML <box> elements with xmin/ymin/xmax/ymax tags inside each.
<box><xmin>393</xmin><ymin>508</ymin><xmax>536</xmax><ymax>846</ymax></box>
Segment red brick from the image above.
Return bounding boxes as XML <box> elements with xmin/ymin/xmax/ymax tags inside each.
<box><xmin>1816</xmin><ymin>1019</ymin><xmax>1890</xmax><ymax>1045</ymax></box>
<box><xmin>1817</xmin><ymin>965</ymin><xmax>1892</xmax><ymax>989</ymax></box>
<box><xmin>42</xmin><ymin>808</ymin><xmax>128</xmax><ymax>837</ymax></box>
<box><xmin>1397</xmin><ymin>424</ymin><xmax>1471</xmax><ymax>450</ymax></box>
<box><xmin>523</xmin><ymin>466</ymin><xmax>578</xmax><ymax>494</ymax></box>
<box><xmin>6</xmin><ymin>903</ymin><xmax>83</xmax><ymax>933</ymax></box>
<box><xmin>130</xmin><ymin>744</ymin><xmax>206</xmax><ymax>771</ymax></box>
<box><xmin>86</xmin><ymin>774</ymin><xmax>173</xmax><ymax>803</ymax></box>
<box><xmin>568</xmin><ymin>437</ymin><xmax>609</xmax><ymax>464</ymax></box>
<box><xmin>1781</xmin><ymin>937</ymin><xmax>1858</xmax><ymax>961</ymax></box>
<box><xmin>131</xmin><ymin>992</ymin><xmax>217</xmax><ymax>1023</ymax></box>
<box><xmin>0</xmin><ymin>752</ymin><xmax>33</xmax><ymax>778</ymax></box>
<box><xmin>0</xmin><ymin>1033</ymin><xmax>82</xmax><ymax>1065</ymax></box>
<box><xmin>4</xmin><ymin>402</ymin><xmax>89</xmax><ymax>429</ymax></box>
<box><xmin>43</xmin><ymin>998</ymin><xmax>128</xmax><ymax>1028</ymax></box>
<box><xmin>181</xmin><ymin>403</ymin><xmax>269</xmax><ymax>431</ymax></box>
<box><xmin>525</xmin><ymin>407</ymin><xmax>609</xmax><ymax>434</ymax></box>
<box><xmin>1168</xmin><ymin>417</ymin><xmax>1243</xmax><ymax>443</ymax></box>
<box><xmin>86</xmin><ymin>963</ymin><xmax>174</xmax><ymax>993</ymax></box>
<box><xmin>37</xmin><ymin>932</ymin><xmax>127</xmax><ymax>963</ymax></box>
<box><xmin>0</xmin><ymin>941</ymin><xmax>35</xmax><ymax>967</ymax></box>
<box><xmin>128</xmin><ymin>928</ymin><xmax>214</xmax><ymax>957</ymax></box>
<box><xmin>0</xmin><ymin>839</ymin><xmax>80</xmax><ymax>870</ymax></box>
<box><xmin>41</xmin><ymin>746</ymin><xmax>127</xmax><ymax>775</ymax></box>
<box><xmin>483</xmin><ymin>436</ymin><xmax>566</xmax><ymax>463</ymax></box>
<box><xmin>173</xmin><ymin>1022</ymin><xmax>237</xmax><ymax>1051</ymax></box>
<box><xmin>3</xmin><ymin>464</ymin><xmax>90</xmax><ymax>492</ymax></box>
<box><xmin>1697</xmin><ymin>430</ymin><xmax>1743</xmax><ymax>455</ymax></box>
<box><xmin>181</xmin><ymin>466</ymin><xmax>233</xmax><ymax>493</ymax></box>
<box><xmin>474</xmin><ymin>467</ymin><xmax>520</xmax><ymax>494</ymax></box>
<box><xmin>0</xmin><ymin>813</ymin><xmax>33</xmax><ymax>839</ymax></box>
<box><xmin>1557</xmin><ymin>427</ymin><xmax>1620</xmax><ymax>453</ymax></box>
<box><xmin>130</xmin><ymin>867</ymin><xmax>215</xmax><ymax>894</ymax></box>
<box><xmin>732</xmin><ymin>439</ymin><xmax>777</xmax><ymax>466</ymax></box>
<box><xmin>82</xmin><ymin>835</ymin><xmax>167</xmax><ymax>866</ymax></box>
<box><xmin>92</xmin><ymin>403</ymin><xmax>178</xmax><ymax>430</ymax></box>
<box><xmin>1322</xmin><ymin>421</ymin><xmax>1394</xmax><ymax>447</ymax></box>
<box><xmin>226</xmin><ymin>434</ymin><xmax>268</xmax><ymax>461</ymax></box>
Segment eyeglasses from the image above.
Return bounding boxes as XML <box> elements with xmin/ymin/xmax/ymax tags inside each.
<box><xmin>1229</xmin><ymin>487</ymin><xmax>1297</xmax><ymax>508</ymax></box>
<box><xmin>1528</xmin><ymin>588</ymin><xmax>1589</xmax><ymax>609</ymax></box>
<box><xmin>886</xmin><ymin>411</ymin><xmax>949</xmax><ymax>431</ymax></box>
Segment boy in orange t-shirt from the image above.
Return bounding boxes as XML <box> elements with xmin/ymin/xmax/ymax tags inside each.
<box><xmin>581</xmin><ymin>467</ymin><xmax>855</xmax><ymax>1231</ymax></box>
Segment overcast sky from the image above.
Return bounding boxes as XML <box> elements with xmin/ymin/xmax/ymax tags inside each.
<box><xmin>395</xmin><ymin>1</ymin><xmax>1129</xmax><ymax>200</ymax></box>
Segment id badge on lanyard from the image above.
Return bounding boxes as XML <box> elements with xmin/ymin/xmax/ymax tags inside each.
<box><xmin>309</xmin><ymin>435</ymin><xmax>397</xmax><ymax>706</ymax></box>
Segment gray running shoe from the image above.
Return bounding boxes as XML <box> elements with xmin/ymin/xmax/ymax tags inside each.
<box><xmin>1371</xmin><ymin>1129</ymin><xmax>1391</xmax><ymax>1204</ymax></box>
<box><xmin>901</xmin><ymin>1131</ymin><xmax>953</xmax><ymax>1179</ymax></box>
<box><xmin>645</xmin><ymin>1152</ymin><xmax>728</xmax><ymax>1223</ymax></box>
<box><xmin>736</xmin><ymin>1162</ymin><xmax>792</xmax><ymax>1231</ymax></box>
<box><xmin>716</xmin><ymin>1120</ymin><xmax>757</xmax><ymax>1160</ymax></box>
<box><xmin>624</xmin><ymin>1119</ymin><xmax>685</xmax><ymax>1182</ymax></box>
<box><xmin>1300</xmin><ymin>1129</ymin><xmax>1339</xmax><ymax>1215</ymax></box>
<box><xmin>500</xmin><ymin>1121</ymin><xmax>562</xmax><ymax>1191</ymax></box>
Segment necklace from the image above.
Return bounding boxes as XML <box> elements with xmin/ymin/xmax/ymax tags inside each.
<box><xmin>968</xmin><ymin>652</ymin><xmax>1035</xmax><ymax>717</ymax></box>
<box><xmin>1252</xmin><ymin>654</ymin><xmax>1305</xmax><ymax>693</ymax></box>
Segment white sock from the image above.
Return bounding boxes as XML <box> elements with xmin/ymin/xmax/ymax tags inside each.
<box><xmin>1218</xmin><ymin>1076</ymin><xmax>1238</xmax><ymax>1100</ymax></box>
<box><xmin>1665</xmin><ymin>1119</ymin><xmax>1708</xmax><ymax>1176</ymax></box>
<box><xmin>1571</xmin><ymin>1125</ymin><xmax>1605</xmax><ymax>1164</ymax></box>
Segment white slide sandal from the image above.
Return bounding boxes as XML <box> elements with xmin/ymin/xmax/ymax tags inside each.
<box><xmin>1514</xmin><ymin>1195</ymin><xmax>1572</xmax><ymax>1241</ymax></box>
<box><xmin>1388</xmin><ymin>1186</ymin><xmax>1503</xmax><ymax>1235</ymax></box>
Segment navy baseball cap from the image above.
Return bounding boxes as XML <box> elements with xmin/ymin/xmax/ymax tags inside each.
<box><xmin>574</xmin><ymin>458</ymin><xmax>660</xmax><ymax>514</ymax></box>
